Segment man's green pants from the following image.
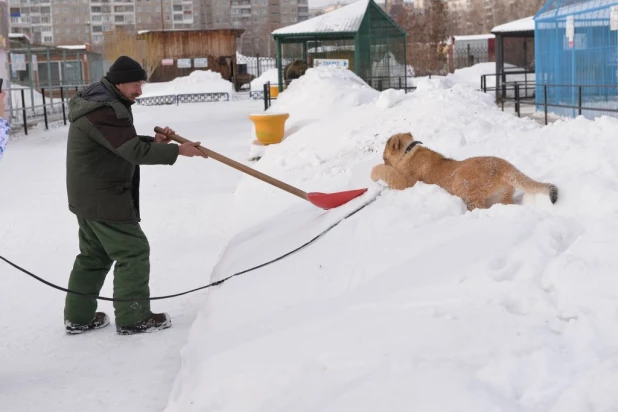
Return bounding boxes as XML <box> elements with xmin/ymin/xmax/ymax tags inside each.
<box><xmin>64</xmin><ymin>217</ymin><xmax>152</xmax><ymax>327</ymax></box>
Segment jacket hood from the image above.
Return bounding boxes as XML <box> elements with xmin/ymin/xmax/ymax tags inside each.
<box><xmin>68</xmin><ymin>77</ymin><xmax>134</xmax><ymax>122</ymax></box>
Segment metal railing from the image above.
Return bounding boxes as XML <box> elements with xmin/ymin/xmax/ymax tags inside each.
<box><xmin>7</xmin><ymin>84</ymin><xmax>91</xmax><ymax>135</ymax></box>
<box><xmin>480</xmin><ymin>77</ymin><xmax>618</xmax><ymax>125</ymax></box>
<box><xmin>480</xmin><ymin>70</ymin><xmax>536</xmax><ymax>98</ymax></box>
<box><xmin>136</xmin><ymin>93</ymin><xmax>230</xmax><ymax>106</ymax></box>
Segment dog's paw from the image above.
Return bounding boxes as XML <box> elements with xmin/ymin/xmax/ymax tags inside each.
<box><xmin>375</xmin><ymin>179</ymin><xmax>389</xmax><ymax>187</ymax></box>
<box><xmin>370</xmin><ymin>165</ymin><xmax>383</xmax><ymax>182</ymax></box>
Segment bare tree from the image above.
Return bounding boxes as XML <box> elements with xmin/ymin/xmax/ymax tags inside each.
<box><xmin>446</xmin><ymin>0</ymin><xmax>545</xmax><ymax>37</ymax></box>
<box><xmin>395</xmin><ymin>0</ymin><xmax>449</xmax><ymax>76</ymax></box>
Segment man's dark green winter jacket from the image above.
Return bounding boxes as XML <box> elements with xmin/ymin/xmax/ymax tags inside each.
<box><xmin>66</xmin><ymin>77</ymin><xmax>179</xmax><ymax>224</ymax></box>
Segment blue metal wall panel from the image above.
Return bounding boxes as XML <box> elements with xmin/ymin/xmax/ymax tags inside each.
<box><xmin>535</xmin><ymin>0</ymin><xmax>618</xmax><ymax>119</ymax></box>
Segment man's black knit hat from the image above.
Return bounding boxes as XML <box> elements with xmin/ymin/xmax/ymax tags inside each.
<box><xmin>106</xmin><ymin>56</ymin><xmax>147</xmax><ymax>84</ymax></box>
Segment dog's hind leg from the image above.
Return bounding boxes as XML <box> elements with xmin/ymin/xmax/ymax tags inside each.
<box><xmin>465</xmin><ymin>195</ymin><xmax>488</xmax><ymax>211</ymax></box>
<box><xmin>500</xmin><ymin>186</ymin><xmax>515</xmax><ymax>205</ymax></box>
<box><xmin>370</xmin><ymin>164</ymin><xmax>410</xmax><ymax>190</ymax></box>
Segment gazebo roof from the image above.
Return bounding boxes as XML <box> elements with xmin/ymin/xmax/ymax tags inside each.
<box><xmin>491</xmin><ymin>16</ymin><xmax>535</xmax><ymax>34</ymax></box>
<box><xmin>272</xmin><ymin>0</ymin><xmax>369</xmax><ymax>36</ymax></box>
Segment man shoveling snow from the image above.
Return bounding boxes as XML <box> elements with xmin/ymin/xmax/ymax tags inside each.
<box><xmin>63</xmin><ymin>56</ymin><xmax>206</xmax><ymax>335</ymax></box>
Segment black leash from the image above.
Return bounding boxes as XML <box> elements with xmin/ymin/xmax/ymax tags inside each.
<box><xmin>0</xmin><ymin>196</ymin><xmax>377</xmax><ymax>302</ymax></box>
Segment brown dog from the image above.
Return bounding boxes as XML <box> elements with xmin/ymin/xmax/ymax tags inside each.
<box><xmin>370</xmin><ymin>133</ymin><xmax>558</xmax><ymax>211</ymax></box>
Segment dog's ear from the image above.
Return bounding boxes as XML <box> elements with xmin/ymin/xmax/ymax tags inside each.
<box><xmin>389</xmin><ymin>135</ymin><xmax>403</xmax><ymax>152</ymax></box>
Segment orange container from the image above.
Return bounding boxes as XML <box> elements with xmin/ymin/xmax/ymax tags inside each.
<box><xmin>249</xmin><ymin>113</ymin><xmax>290</xmax><ymax>145</ymax></box>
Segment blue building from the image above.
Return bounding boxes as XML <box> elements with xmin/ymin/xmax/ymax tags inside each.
<box><xmin>535</xmin><ymin>0</ymin><xmax>618</xmax><ymax>119</ymax></box>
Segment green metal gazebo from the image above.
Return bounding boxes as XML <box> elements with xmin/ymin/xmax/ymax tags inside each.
<box><xmin>272</xmin><ymin>0</ymin><xmax>408</xmax><ymax>92</ymax></box>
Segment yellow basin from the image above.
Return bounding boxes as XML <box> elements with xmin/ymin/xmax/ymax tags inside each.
<box><xmin>249</xmin><ymin>113</ymin><xmax>290</xmax><ymax>145</ymax></box>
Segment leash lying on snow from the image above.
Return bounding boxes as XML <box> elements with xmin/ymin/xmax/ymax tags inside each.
<box><xmin>0</xmin><ymin>193</ymin><xmax>379</xmax><ymax>302</ymax></box>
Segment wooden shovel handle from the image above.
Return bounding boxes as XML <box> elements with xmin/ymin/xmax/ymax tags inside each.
<box><xmin>154</xmin><ymin>127</ymin><xmax>308</xmax><ymax>201</ymax></box>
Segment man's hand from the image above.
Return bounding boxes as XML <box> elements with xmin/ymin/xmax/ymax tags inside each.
<box><xmin>154</xmin><ymin>126</ymin><xmax>175</xmax><ymax>144</ymax></box>
<box><xmin>179</xmin><ymin>141</ymin><xmax>208</xmax><ymax>158</ymax></box>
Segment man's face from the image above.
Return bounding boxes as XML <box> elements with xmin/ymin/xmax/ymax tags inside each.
<box><xmin>116</xmin><ymin>81</ymin><xmax>144</xmax><ymax>102</ymax></box>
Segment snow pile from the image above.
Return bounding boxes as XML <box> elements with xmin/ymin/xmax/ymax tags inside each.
<box><xmin>250</xmin><ymin>68</ymin><xmax>279</xmax><ymax>92</ymax></box>
<box><xmin>165</xmin><ymin>66</ymin><xmax>618</xmax><ymax>411</ymax></box>
<box><xmin>139</xmin><ymin>70</ymin><xmax>234</xmax><ymax>98</ymax></box>
<box><xmin>266</xmin><ymin>66</ymin><xmax>378</xmax><ymax>121</ymax></box>
<box><xmin>446</xmin><ymin>62</ymin><xmax>536</xmax><ymax>94</ymax></box>
<box><xmin>375</xmin><ymin>88</ymin><xmax>407</xmax><ymax>109</ymax></box>
<box><xmin>247</xmin><ymin>66</ymin><xmax>379</xmax><ymax>160</ymax></box>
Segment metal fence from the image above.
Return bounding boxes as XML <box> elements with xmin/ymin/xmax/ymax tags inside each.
<box><xmin>136</xmin><ymin>92</ymin><xmax>230</xmax><ymax>106</ymax></box>
<box><xmin>452</xmin><ymin>47</ymin><xmax>492</xmax><ymax>70</ymax></box>
<box><xmin>236</xmin><ymin>53</ymin><xmax>277</xmax><ymax>98</ymax></box>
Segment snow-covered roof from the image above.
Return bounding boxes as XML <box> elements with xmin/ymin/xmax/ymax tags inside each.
<box><xmin>492</xmin><ymin>16</ymin><xmax>535</xmax><ymax>33</ymax></box>
<box><xmin>452</xmin><ymin>34</ymin><xmax>495</xmax><ymax>41</ymax></box>
<box><xmin>273</xmin><ymin>0</ymin><xmax>369</xmax><ymax>35</ymax></box>
<box><xmin>9</xmin><ymin>33</ymin><xmax>32</xmax><ymax>43</ymax></box>
<box><xmin>57</xmin><ymin>45</ymin><xmax>87</xmax><ymax>50</ymax></box>
<box><xmin>138</xmin><ymin>28</ymin><xmax>244</xmax><ymax>35</ymax></box>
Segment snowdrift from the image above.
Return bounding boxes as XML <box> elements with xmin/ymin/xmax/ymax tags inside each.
<box><xmin>267</xmin><ymin>66</ymin><xmax>379</xmax><ymax>121</ymax></box>
<box><xmin>250</xmin><ymin>68</ymin><xmax>279</xmax><ymax>92</ymax></box>
<box><xmin>140</xmin><ymin>70</ymin><xmax>235</xmax><ymax>98</ymax></box>
<box><xmin>165</xmin><ymin>67</ymin><xmax>618</xmax><ymax>411</ymax></box>
<box><xmin>446</xmin><ymin>62</ymin><xmax>536</xmax><ymax>91</ymax></box>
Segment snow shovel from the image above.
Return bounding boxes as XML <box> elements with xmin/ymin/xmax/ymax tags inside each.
<box><xmin>154</xmin><ymin>127</ymin><xmax>368</xmax><ymax>210</ymax></box>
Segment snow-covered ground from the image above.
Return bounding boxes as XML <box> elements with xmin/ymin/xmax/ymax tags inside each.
<box><xmin>0</xmin><ymin>99</ymin><xmax>262</xmax><ymax>411</ymax></box>
<box><xmin>3</xmin><ymin>65</ymin><xmax>618</xmax><ymax>412</ymax></box>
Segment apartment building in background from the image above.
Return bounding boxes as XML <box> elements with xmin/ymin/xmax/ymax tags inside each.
<box><xmin>8</xmin><ymin>0</ymin><xmax>204</xmax><ymax>47</ymax></box>
<box><xmin>205</xmin><ymin>0</ymin><xmax>310</xmax><ymax>56</ymax></box>
<box><xmin>8</xmin><ymin>0</ymin><xmax>310</xmax><ymax>55</ymax></box>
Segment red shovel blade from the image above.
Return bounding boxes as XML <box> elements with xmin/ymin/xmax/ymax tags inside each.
<box><xmin>306</xmin><ymin>188</ymin><xmax>368</xmax><ymax>210</ymax></box>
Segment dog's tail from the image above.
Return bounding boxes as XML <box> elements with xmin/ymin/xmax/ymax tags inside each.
<box><xmin>504</xmin><ymin>170</ymin><xmax>558</xmax><ymax>204</ymax></box>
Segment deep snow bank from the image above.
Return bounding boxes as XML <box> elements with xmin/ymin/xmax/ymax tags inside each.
<box><xmin>165</xmin><ymin>68</ymin><xmax>618</xmax><ymax>412</ymax></box>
